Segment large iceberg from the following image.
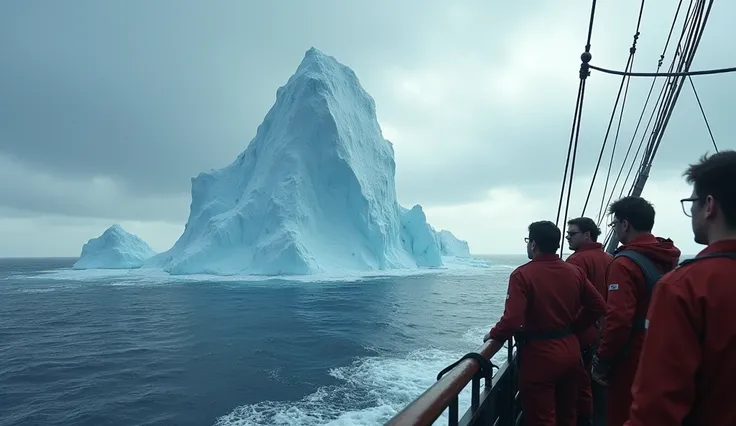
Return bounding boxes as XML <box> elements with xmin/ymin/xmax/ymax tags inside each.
<box><xmin>144</xmin><ymin>47</ymin><xmax>470</xmax><ymax>275</ymax></box>
<box><xmin>73</xmin><ymin>224</ymin><xmax>155</xmax><ymax>269</ymax></box>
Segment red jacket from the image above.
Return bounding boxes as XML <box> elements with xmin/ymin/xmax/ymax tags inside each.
<box><xmin>567</xmin><ymin>242</ymin><xmax>613</xmax><ymax>347</ymax></box>
<box><xmin>625</xmin><ymin>239</ymin><xmax>736</xmax><ymax>426</ymax></box>
<box><xmin>597</xmin><ymin>233</ymin><xmax>681</xmax><ymax>361</ymax></box>
<box><xmin>489</xmin><ymin>253</ymin><xmax>606</xmax><ymax>348</ymax></box>
<box><xmin>567</xmin><ymin>242</ymin><xmax>613</xmax><ymax>299</ymax></box>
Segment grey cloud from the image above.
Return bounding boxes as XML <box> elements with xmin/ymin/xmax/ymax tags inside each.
<box><xmin>0</xmin><ymin>0</ymin><xmax>735</xmax><ymax>223</ymax></box>
<box><xmin>0</xmin><ymin>0</ymin><xmax>446</xmax><ymax>196</ymax></box>
<box><xmin>0</xmin><ymin>155</ymin><xmax>191</xmax><ymax>223</ymax></box>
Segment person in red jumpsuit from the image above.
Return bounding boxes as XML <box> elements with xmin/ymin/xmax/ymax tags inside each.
<box><xmin>624</xmin><ymin>150</ymin><xmax>736</xmax><ymax>426</ymax></box>
<box><xmin>590</xmin><ymin>196</ymin><xmax>681</xmax><ymax>426</ymax></box>
<box><xmin>565</xmin><ymin>217</ymin><xmax>613</xmax><ymax>426</ymax></box>
<box><xmin>483</xmin><ymin>220</ymin><xmax>606</xmax><ymax>426</ymax></box>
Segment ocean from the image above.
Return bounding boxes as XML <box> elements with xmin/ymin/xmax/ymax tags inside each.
<box><xmin>0</xmin><ymin>256</ymin><xmax>524</xmax><ymax>426</ymax></box>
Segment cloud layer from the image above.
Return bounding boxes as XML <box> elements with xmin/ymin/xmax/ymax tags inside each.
<box><xmin>1</xmin><ymin>0</ymin><xmax>733</xmax><ymax>257</ymax></box>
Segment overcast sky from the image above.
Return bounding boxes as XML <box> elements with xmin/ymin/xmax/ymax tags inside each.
<box><xmin>1</xmin><ymin>0</ymin><xmax>734</xmax><ymax>258</ymax></box>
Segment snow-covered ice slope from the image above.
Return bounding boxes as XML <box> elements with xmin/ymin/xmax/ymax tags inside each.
<box><xmin>399</xmin><ymin>205</ymin><xmax>442</xmax><ymax>267</ymax></box>
<box><xmin>147</xmin><ymin>47</ymin><xmax>469</xmax><ymax>276</ymax></box>
<box><xmin>73</xmin><ymin>224</ymin><xmax>155</xmax><ymax>269</ymax></box>
<box><xmin>436</xmin><ymin>230</ymin><xmax>471</xmax><ymax>257</ymax></box>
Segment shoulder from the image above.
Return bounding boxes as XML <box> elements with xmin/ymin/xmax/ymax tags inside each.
<box><xmin>606</xmin><ymin>255</ymin><xmax>645</xmax><ymax>285</ymax></box>
<box><xmin>594</xmin><ymin>250</ymin><xmax>614</xmax><ymax>261</ymax></box>
<box><xmin>609</xmin><ymin>253</ymin><xmax>640</xmax><ymax>272</ymax></box>
<box><xmin>660</xmin><ymin>257</ymin><xmax>720</xmax><ymax>291</ymax></box>
<box><xmin>553</xmin><ymin>259</ymin><xmax>587</xmax><ymax>282</ymax></box>
<box><xmin>510</xmin><ymin>261</ymin><xmax>533</xmax><ymax>279</ymax></box>
<box><xmin>562</xmin><ymin>262</ymin><xmax>585</xmax><ymax>276</ymax></box>
<box><xmin>566</xmin><ymin>251</ymin><xmax>584</xmax><ymax>265</ymax></box>
<box><xmin>653</xmin><ymin>268</ymin><xmax>690</xmax><ymax>291</ymax></box>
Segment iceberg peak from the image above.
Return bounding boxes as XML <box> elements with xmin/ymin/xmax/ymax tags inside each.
<box><xmin>131</xmin><ymin>47</ymin><xmax>473</xmax><ymax>276</ymax></box>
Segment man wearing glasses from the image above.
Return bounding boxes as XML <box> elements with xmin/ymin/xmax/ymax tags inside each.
<box><xmin>484</xmin><ymin>220</ymin><xmax>606</xmax><ymax>426</ymax></box>
<box><xmin>565</xmin><ymin>217</ymin><xmax>613</xmax><ymax>426</ymax></box>
<box><xmin>626</xmin><ymin>151</ymin><xmax>736</xmax><ymax>426</ymax></box>
<box><xmin>590</xmin><ymin>196</ymin><xmax>681</xmax><ymax>426</ymax></box>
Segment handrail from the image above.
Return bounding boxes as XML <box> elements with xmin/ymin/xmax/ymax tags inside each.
<box><xmin>385</xmin><ymin>341</ymin><xmax>497</xmax><ymax>426</ymax></box>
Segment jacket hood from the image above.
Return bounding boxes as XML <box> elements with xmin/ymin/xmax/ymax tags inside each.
<box><xmin>616</xmin><ymin>233</ymin><xmax>681</xmax><ymax>270</ymax></box>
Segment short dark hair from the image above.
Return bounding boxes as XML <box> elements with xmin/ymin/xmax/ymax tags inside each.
<box><xmin>528</xmin><ymin>220</ymin><xmax>561</xmax><ymax>254</ymax></box>
<box><xmin>567</xmin><ymin>217</ymin><xmax>602</xmax><ymax>242</ymax></box>
<box><xmin>607</xmin><ymin>196</ymin><xmax>655</xmax><ymax>232</ymax></box>
<box><xmin>684</xmin><ymin>150</ymin><xmax>736</xmax><ymax>228</ymax></box>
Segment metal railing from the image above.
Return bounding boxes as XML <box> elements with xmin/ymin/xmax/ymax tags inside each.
<box><xmin>385</xmin><ymin>338</ymin><xmax>521</xmax><ymax>426</ymax></box>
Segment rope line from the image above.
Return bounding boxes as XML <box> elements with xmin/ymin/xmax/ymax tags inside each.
<box><xmin>580</xmin><ymin>10</ymin><xmax>643</xmax><ymax>217</ymax></box>
<box><xmin>556</xmin><ymin>0</ymin><xmax>597</xmax><ymax>257</ymax></box>
<box><xmin>649</xmin><ymin>0</ymin><xmax>713</xmax><ymax>163</ymax></box>
<box><xmin>561</xmin><ymin>0</ymin><xmax>718</xmax><ymax>252</ymax></box>
<box><xmin>587</xmin><ymin>63</ymin><xmax>736</xmax><ymax>78</ymax></box>
<box><xmin>687</xmin><ymin>75</ymin><xmax>719</xmax><ymax>152</ymax></box>
<box><xmin>594</xmin><ymin>0</ymin><xmax>687</xmax><ymax>226</ymax></box>
<box><xmin>602</xmin><ymin>0</ymin><xmax>714</xmax><ymax>248</ymax></box>
<box><xmin>628</xmin><ymin>0</ymin><xmax>703</xmax><ymax>194</ymax></box>
<box><xmin>555</xmin><ymin>0</ymin><xmax>597</xmax><ymax>229</ymax></box>
<box><xmin>596</xmin><ymin>69</ymin><xmax>634</xmax><ymax>223</ymax></box>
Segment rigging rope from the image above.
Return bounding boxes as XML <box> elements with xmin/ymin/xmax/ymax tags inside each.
<box><xmin>594</xmin><ymin>0</ymin><xmax>687</xmax><ymax>226</ymax></box>
<box><xmin>581</xmin><ymin>0</ymin><xmax>647</xmax><ymax>218</ymax></box>
<box><xmin>580</xmin><ymin>0</ymin><xmax>645</xmax><ymax>217</ymax></box>
<box><xmin>688</xmin><ymin>75</ymin><xmax>719</xmax><ymax>152</ymax></box>
<box><xmin>596</xmin><ymin>73</ymin><xmax>668</xmax><ymax>226</ymax></box>
<box><xmin>560</xmin><ymin>0</ymin><xmax>717</xmax><ymax>252</ymax></box>
<box><xmin>635</xmin><ymin>0</ymin><xmax>701</xmax><ymax>172</ymax></box>
<box><xmin>602</xmin><ymin>0</ymin><xmax>713</xmax><ymax>246</ymax></box>
<box><xmin>595</xmin><ymin>71</ymin><xmax>634</xmax><ymax>223</ymax></box>
<box><xmin>636</xmin><ymin>6</ymin><xmax>699</xmax><ymax>172</ymax></box>
<box><xmin>648</xmin><ymin>0</ymin><xmax>713</xmax><ymax>162</ymax></box>
<box><xmin>554</xmin><ymin>0</ymin><xmax>597</xmax><ymax>253</ymax></box>
<box><xmin>600</xmin><ymin>0</ymin><xmax>697</xmax><ymax>243</ymax></box>
<box><xmin>587</xmin><ymin>63</ymin><xmax>736</xmax><ymax>78</ymax></box>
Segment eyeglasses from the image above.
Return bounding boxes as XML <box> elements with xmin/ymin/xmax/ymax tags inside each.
<box><xmin>566</xmin><ymin>231</ymin><xmax>580</xmax><ymax>238</ymax></box>
<box><xmin>524</xmin><ymin>237</ymin><xmax>530</xmax><ymax>243</ymax></box>
<box><xmin>680</xmin><ymin>197</ymin><xmax>701</xmax><ymax>217</ymax></box>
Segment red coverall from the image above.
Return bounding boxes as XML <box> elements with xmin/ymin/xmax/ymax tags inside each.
<box><xmin>596</xmin><ymin>234</ymin><xmax>680</xmax><ymax>426</ymax></box>
<box><xmin>566</xmin><ymin>242</ymin><xmax>613</xmax><ymax>421</ymax></box>
<box><xmin>489</xmin><ymin>253</ymin><xmax>606</xmax><ymax>426</ymax></box>
<box><xmin>625</xmin><ymin>239</ymin><xmax>736</xmax><ymax>426</ymax></box>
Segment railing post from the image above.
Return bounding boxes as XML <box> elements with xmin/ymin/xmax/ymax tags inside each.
<box><xmin>448</xmin><ymin>395</ymin><xmax>459</xmax><ymax>426</ymax></box>
<box><xmin>471</xmin><ymin>376</ymin><xmax>480</xmax><ymax>409</ymax></box>
<box><xmin>508</xmin><ymin>338</ymin><xmax>514</xmax><ymax>426</ymax></box>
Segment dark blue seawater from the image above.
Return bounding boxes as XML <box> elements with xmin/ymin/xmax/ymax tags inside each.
<box><xmin>0</xmin><ymin>257</ymin><xmax>524</xmax><ymax>426</ymax></box>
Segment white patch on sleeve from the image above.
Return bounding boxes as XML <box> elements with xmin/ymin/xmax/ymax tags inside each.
<box><xmin>645</xmin><ymin>319</ymin><xmax>649</xmax><ymax>329</ymax></box>
<box><xmin>506</xmin><ymin>293</ymin><xmax>510</xmax><ymax>300</ymax></box>
<box><xmin>609</xmin><ymin>283</ymin><xmax>619</xmax><ymax>291</ymax></box>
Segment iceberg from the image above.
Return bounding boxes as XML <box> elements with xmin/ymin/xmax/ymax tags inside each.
<box><xmin>137</xmin><ymin>47</ymin><xmax>471</xmax><ymax>276</ymax></box>
<box><xmin>399</xmin><ymin>205</ymin><xmax>442</xmax><ymax>267</ymax></box>
<box><xmin>73</xmin><ymin>224</ymin><xmax>155</xmax><ymax>269</ymax></box>
<box><xmin>436</xmin><ymin>230</ymin><xmax>471</xmax><ymax>257</ymax></box>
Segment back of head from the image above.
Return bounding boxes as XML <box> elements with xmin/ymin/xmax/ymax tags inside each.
<box><xmin>684</xmin><ymin>150</ymin><xmax>736</xmax><ymax>230</ymax></box>
<box><xmin>608</xmin><ymin>196</ymin><xmax>655</xmax><ymax>233</ymax></box>
<box><xmin>528</xmin><ymin>220</ymin><xmax>561</xmax><ymax>254</ymax></box>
